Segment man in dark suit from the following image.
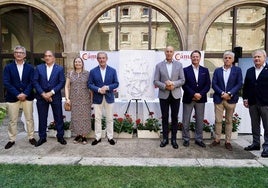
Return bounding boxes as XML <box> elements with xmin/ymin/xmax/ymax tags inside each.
<box><xmin>3</xmin><ymin>45</ymin><xmax>36</xmax><ymax>149</ymax></box>
<box><xmin>243</xmin><ymin>49</ymin><xmax>268</xmax><ymax>157</ymax></box>
<box><xmin>88</xmin><ymin>52</ymin><xmax>119</xmax><ymax>145</ymax></box>
<box><xmin>211</xmin><ymin>51</ymin><xmax>242</xmax><ymax>151</ymax></box>
<box><xmin>33</xmin><ymin>50</ymin><xmax>66</xmax><ymax>147</ymax></box>
<box><xmin>182</xmin><ymin>50</ymin><xmax>211</xmax><ymax>148</ymax></box>
<box><xmin>154</xmin><ymin>46</ymin><xmax>185</xmax><ymax>149</ymax></box>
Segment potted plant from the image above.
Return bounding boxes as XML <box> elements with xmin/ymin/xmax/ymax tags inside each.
<box><xmin>88</xmin><ymin>114</ymin><xmax>107</xmax><ymax>138</ymax></box>
<box><xmin>113</xmin><ymin>113</ymin><xmax>134</xmax><ymax>138</ymax></box>
<box><xmin>0</xmin><ymin>106</ymin><xmax>7</xmax><ymax>125</ymax></box>
<box><xmin>189</xmin><ymin>115</ymin><xmax>212</xmax><ymax>139</ymax></box>
<box><xmin>47</xmin><ymin>115</ymin><xmax>71</xmax><ymax>138</ymax></box>
<box><xmin>217</xmin><ymin>112</ymin><xmax>241</xmax><ymax>139</ymax></box>
<box><xmin>137</xmin><ymin>112</ymin><xmax>161</xmax><ymax>138</ymax></box>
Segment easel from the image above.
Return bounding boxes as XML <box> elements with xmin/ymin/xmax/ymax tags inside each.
<box><xmin>124</xmin><ymin>99</ymin><xmax>151</xmax><ymax>131</ymax></box>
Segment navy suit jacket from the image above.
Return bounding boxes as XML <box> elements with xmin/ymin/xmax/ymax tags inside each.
<box><xmin>212</xmin><ymin>66</ymin><xmax>242</xmax><ymax>104</ymax></box>
<box><xmin>243</xmin><ymin>64</ymin><xmax>268</xmax><ymax>106</ymax></box>
<box><xmin>3</xmin><ymin>61</ymin><xmax>35</xmax><ymax>102</ymax></box>
<box><xmin>182</xmin><ymin>65</ymin><xmax>211</xmax><ymax>103</ymax></box>
<box><xmin>33</xmin><ymin>63</ymin><xmax>65</xmax><ymax>101</ymax></box>
<box><xmin>88</xmin><ymin>65</ymin><xmax>119</xmax><ymax>104</ymax></box>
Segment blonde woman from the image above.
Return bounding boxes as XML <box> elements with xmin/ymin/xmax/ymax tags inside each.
<box><xmin>65</xmin><ymin>57</ymin><xmax>92</xmax><ymax>144</ymax></box>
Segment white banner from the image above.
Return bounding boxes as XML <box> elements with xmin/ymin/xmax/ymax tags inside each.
<box><xmin>80</xmin><ymin>50</ymin><xmax>205</xmax><ymax>100</ymax></box>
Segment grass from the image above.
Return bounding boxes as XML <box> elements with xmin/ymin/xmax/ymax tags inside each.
<box><xmin>0</xmin><ymin>164</ymin><xmax>267</xmax><ymax>188</ymax></box>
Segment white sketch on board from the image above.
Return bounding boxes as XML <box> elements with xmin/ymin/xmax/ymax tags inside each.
<box><xmin>119</xmin><ymin>50</ymin><xmax>156</xmax><ymax>100</ymax></box>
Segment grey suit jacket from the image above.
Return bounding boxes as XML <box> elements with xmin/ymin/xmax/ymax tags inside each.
<box><xmin>154</xmin><ymin>60</ymin><xmax>185</xmax><ymax>99</ymax></box>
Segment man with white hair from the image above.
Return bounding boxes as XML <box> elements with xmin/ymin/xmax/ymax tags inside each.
<box><xmin>243</xmin><ymin>49</ymin><xmax>268</xmax><ymax>158</ymax></box>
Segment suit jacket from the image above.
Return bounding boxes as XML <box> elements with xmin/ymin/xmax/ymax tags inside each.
<box><xmin>154</xmin><ymin>60</ymin><xmax>185</xmax><ymax>99</ymax></box>
<box><xmin>33</xmin><ymin>63</ymin><xmax>65</xmax><ymax>101</ymax></box>
<box><xmin>88</xmin><ymin>65</ymin><xmax>119</xmax><ymax>104</ymax></box>
<box><xmin>3</xmin><ymin>61</ymin><xmax>35</xmax><ymax>102</ymax></box>
<box><xmin>243</xmin><ymin>64</ymin><xmax>268</xmax><ymax>106</ymax></box>
<box><xmin>182</xmin><ymin>65</ymin><xmax>211</xmax><ymax>103</ymax></box>
<box><xmin>212</xmin><ymin>66</ymin><xmax>242</xmax><ymax>104</ymax></box>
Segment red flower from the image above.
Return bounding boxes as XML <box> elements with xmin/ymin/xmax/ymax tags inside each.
<box><xmin>113</xmin><ymin>114</ymin><xmax>118</xmax><ymax>117</ymax></box>
<box><xmin>136</xmin><ymin>119</ymin><xmax>141</xmax><ymax>125</ymax></box>
<box><xmin>91</xmin><ymin>114</ymin><xmax>95</xmax><ymax>118</ymax></box>
<box><xmin>149</xmin><ymin>112</ymin><xmax>154</xmax><ymax>116</ymax></box>
<box><xmin>118</xmin><ymin>118</ymin><xmax>123</xmax><ymax>123</ymax></box>
<box><xmin>125</xmin><ymin>114</ymin><xmax>130</xmax><ymax>118</ymax></box>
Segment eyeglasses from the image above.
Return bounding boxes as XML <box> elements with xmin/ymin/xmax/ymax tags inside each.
<box><xmin>14</xmin><ymin>52</ymin><xmax>25</xmax><ymax>55</ymax></box>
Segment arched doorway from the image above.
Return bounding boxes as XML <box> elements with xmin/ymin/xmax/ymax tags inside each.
<box><xmin>0</xmin><ymin>4</ymin><xmax>64</xmax><ymax>101</ymax></box>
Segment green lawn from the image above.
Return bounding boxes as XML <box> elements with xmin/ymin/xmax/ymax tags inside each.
<box><xmin>0</xmin><ymin>164</ymin><xmax>267</xmax><ymax>188</ymax></box>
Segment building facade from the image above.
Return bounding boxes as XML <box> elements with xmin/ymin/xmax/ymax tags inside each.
<box><xmin>1</xmin><ymin>0</ymin><xmax>268</xmax><ymax>101</ymax></box>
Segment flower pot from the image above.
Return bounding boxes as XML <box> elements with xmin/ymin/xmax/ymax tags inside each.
<box><xmin>167</xmin><ymin>130</ymin><xmax>182</xmax><ymax>139</ymax></box>
<box><xmin>137</xmin><ymin>130</ymin><xmax>160</xmax><ymax>139</ymax></box>
<box><xmin>87</xmin><ymin>130</ymin><xmax>107</xmax><ymax>139</ymax></box>
<box><xmin>203</xmin><ymin>131</ymin><xmax>212</xmax><ymax>139</ymax></box>
<box><xmin>47</xmin><ymin>129</ymin><xmax>71</xmax><ymax>138</ymax></box>
<box><xmin>114</xmin><ymin>132</ymin><xmax>133</xmax><ymax>138</ymax></box>
<box><xmin>218</xmin><ymin>131</ymin><xmax>238</xmax><ymax>140</ymax></box>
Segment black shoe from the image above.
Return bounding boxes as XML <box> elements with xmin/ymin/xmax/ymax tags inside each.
<box><xmin>244</xmin><ymin>144</ymin><xmax>260</xmax><ymax>151</ymax></box>
<box><xmin>261</xmin><ymin>149</ymin><xmax>268</xmax><ymax>158</ymax></box>
<box><xmin>35</xmin><ymin>138</ymin><xmax>47</xmax><ymax>147</ymax></box>
<box><xmin>183</xmin><ymin>140</ymin><xmax>190</xmax><ymax>147</ymax></box>
<box><xmin>57</xmin><ymin>137</ymin><xmax>67</xmax><ymax>145</ymax></box>
<box><xmin>160</xmin><ymin>139</ymin><xmax>169</xmax><ymax>147</ymax></box>
<box><xmin>171</xmin><ymin>140</ymin><xmax>178</xmax><ymax>149</ymax></box>
<box><xmin>195</xmin><ymin>140</ymin><xmax>206</xmax><ymax>148</ymax></box>
<box><xmin>5</xmin><ymin>141</ymin><xmax>15</xmax><ymax>149</ymax></box>
<box><xmin>29</xmin><ymin>138</ymin><xmax>37</xmax><ymax>145</ymax></box>
<box><xmin>92</xmin><ymin>139</ymin><xmax>101</xmax><ymax>145</ymax></box>
<box><xmin>108</xmin><ymin>139</ymin><xmax>116</xmax><ymax>145</ymax></box>
<box><xmin>73</xmin><ymin>135</ymin><xmax>82</xmax><ymax>144</ymax></box>
<box><xmin>82</xmin><ymin>137</ymin><xmax>88</xmax><ymax>145</ymax></box>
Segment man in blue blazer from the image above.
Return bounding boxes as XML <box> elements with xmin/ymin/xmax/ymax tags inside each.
<box><xmin>3</xmin><ymin>45</ymin><xmax>36</xmax><ymax>149</ymax></box>
<box><xmin>88</xmin><ymin>52</ymin><xmax>119</xmax><ymax>145</ymax></box>
<box><xmin>243</xmin><ymin>49</ymin><xmax>268</xmax><ymax>157</ymax></box>
<box><xmin>33</xmin><ymin>50</ymin><xmax>66</xmax><ymax>147</ymax></box>
<box><xmin>211</xmin><ymin>51</ymin><xmax>242</xmax><ymax>151</ymax></box>
<box><xmin>182</xmin><ymin>50</ymin><xmax>211</xmax><ymax>148</ymax></box>
<box><xmin>154</xmin><ymin>46</ymin><xmax>185</xmax><ymax>149</ymax></box>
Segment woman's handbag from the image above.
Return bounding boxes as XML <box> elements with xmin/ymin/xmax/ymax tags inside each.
<box><xmin>64</xmin><ymin>102</ymin><xmax>71</xmax><ymax>111</ymax></box>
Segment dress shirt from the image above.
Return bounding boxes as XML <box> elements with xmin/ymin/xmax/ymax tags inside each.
<box><xmin>16</xmin><ymin>61</ymin><xmax>24</xmax><ymax>81</ymax></box>
<box><xmin>192</xmin><ymin>64</ymin><xmax>199</xmax><ymax>82</ymax></box>
<box><xmin>165</xmin><ymin>60</ymin><xmax>173</xmax><ymax>78</ymax></box>
<box><xmin>46</xmin><ymin>63</ymin><xmax>54</xmax><ymax>81</ymax></box>
<box><xmin>223</xmin><ymin>66</ymin><xmax>231</xmax><ymax>88</ymax></box>
<box><xmin>255</xmin><ymin>64</ymin><xmax>265</xmax><ymax>80</ymax></box>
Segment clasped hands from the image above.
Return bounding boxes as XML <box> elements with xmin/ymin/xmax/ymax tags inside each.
<box><xmin>17</xmin><ymin>93</ymin><xmax>27</xmax><ymax>101</ymax></box>
<box><xmin>165</xmin><ymin>80</ymin><xmax>175</xmax><ymax>91</ymax></box>
<box><xmin>192</xmin><ymin>93</ymin><xmax>202</xmax><ymax>101</ymax></box>
<box><xmin>221</xmin><ymin>92</ymin><xmax>231</xmax><ymax>100</ymax></box>
<box><xmin>98</xmin><ymin>85</ymin><xmax>109</xmax><ymax>94</ymax></box>
<box><xmin>41</xmin><ymin>91</ymin><xmax>53</xmax><ymax>102</ymax></box>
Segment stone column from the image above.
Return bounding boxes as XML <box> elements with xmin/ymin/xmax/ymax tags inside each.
<box><xmin>63</xmin><ymin>0</ymin><xmax>79</xmax><ymax>69</ymax></box>
<box><xmin>187</xmin><ymin>0</ymin><xmax>200</xmax><ymax>50</ymax></box>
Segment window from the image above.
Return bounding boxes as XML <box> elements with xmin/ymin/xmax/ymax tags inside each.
<box><xmin>142</xmin><ymin>33</ymin><xmax>149</xmax><ymax>42</ymax></box>
<box><xmin>121</xmin><ymin>33</ymin><xmax>129</xmax><ymax>42</ymax></box>
<box><xmin>102</xmin><ymin>11</ymin><xmax>109</xmax><ymax>18</ymax></box>
<box><xmin>121</xmin><ymin>7</ymin><xmax>130</xmax><ymax>17</ymax></box>
<box><xmin>142</xmin><ymin>7</ymin><xmax>149</xmax><ymax>16</ymax></box>
<box><xmin>85</xmin><ymin>4</ymin><xmax>182</xmax><ymax>51</ymax></box>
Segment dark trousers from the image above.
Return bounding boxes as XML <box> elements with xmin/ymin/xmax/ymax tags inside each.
<box><xmin>160</xmin><ymin>93</ymin><xmax>180</xmax><ymax>140</ymax></box>
<box><xmin>36</xmin><ymin>98</ymin><xmax>64</xmax><ymax>139</ymax></box>
<box><xmin>249</xmin><ymin>104</ymin><xmax>268</xmax><ymax>149</ymax></box>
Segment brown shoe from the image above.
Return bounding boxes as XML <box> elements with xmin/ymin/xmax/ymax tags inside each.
<box><xmin>225</xmin><ymin>142</ymin><xmax>233</xmax><ymax>151</ymax></box>
<box><xmin>210</xmin><ymin>140</ymin><xmax>220</xmax><ymax>147</ymax></box>
<box><xmin>29</xmin><ymin>138</ymin><xmax>37</xmax><ymax>145</ymax></box>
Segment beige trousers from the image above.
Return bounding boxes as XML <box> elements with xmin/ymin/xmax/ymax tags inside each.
<box><xmin>214</xmin><ymin>100</ymin><xmax>236</xmax><ymax>142</ymax></box>
<box><xmin>7</xmin><ymin>100</ymin><xmax>34</xmax><ymax>141</ymax></box>
<box><xmin>94</xmin><ymin>97</ymin><xmax>114</xmax><ymax>140</ymax></box>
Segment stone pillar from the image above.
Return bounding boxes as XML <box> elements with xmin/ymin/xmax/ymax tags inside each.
<box><xmin>63</xmin><ymin>0</ymin><xmax>79</xmax><ymax>69</ymax></box>
<box><xmin>187</xmin><ymin>0</ymin><xmax>200</xmax><ymax>50</ymax></box>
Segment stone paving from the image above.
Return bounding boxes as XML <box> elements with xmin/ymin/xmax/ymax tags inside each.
<box><xmin>0</xmin><ymin>113</ymin><xmax>268</xmax><ymax>167</ymax></box>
